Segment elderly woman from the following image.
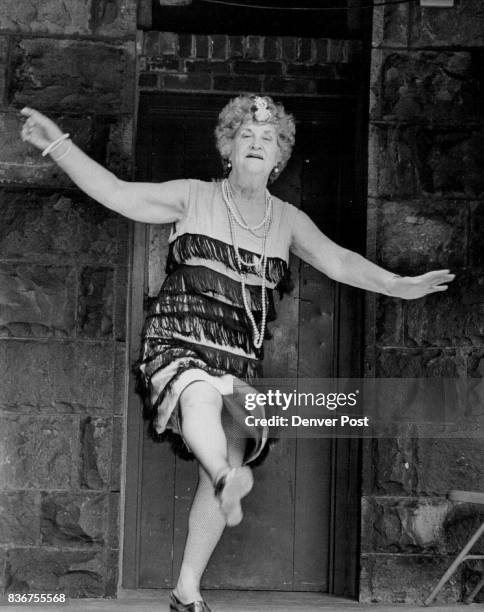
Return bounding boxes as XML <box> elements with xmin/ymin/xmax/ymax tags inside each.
<box><xmin>20</xmin><ymin>95</ymin><xmax>454</xmax><ymax>612</ymax></box>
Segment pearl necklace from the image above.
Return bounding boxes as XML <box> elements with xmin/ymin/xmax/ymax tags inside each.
<box><xmin>225</xmin><ymin>179</ymin><xmax>272</xmax><ymax>233</ymax></box>
<box><xmin>221</xmin><ymin>179</ymin><xmax>272</xmax><ymax>349</ymax></box>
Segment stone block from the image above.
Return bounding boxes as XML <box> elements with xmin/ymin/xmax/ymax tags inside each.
<box><xmin>246</xmin><ymin>36</ymin><xmax>262</xmax><ymax>60</ymax></box>
<box><xmin>40</xmin><ymin>491</ymin><xmax>107</xmax><ymax>547</ymax></box>
<box><xmin>195</xmin><ymin>35</ymin><xmax>209</xmax><ymax>59</ymax></box>
<box><xmin>0</xmin><ymin>415</ymin><xmax>74</xmax><ymax>489</ymax></box>
<box><xmin>0</xmin><ymin>190</ymin><xmax>126</xmax><ymax>265</ymax></box>
<box><xmin>0</xmin><ymin>263</ymin><xmax>76</xmax><ymax>338</ymax></box>
<box><xmin>469</xmin><ymin>201</ymin><xmax>484</xmax><ymax>269</ymax></box>
<box><xmin>405</xmin><ymin>271</ymin><xmax>484</xmax><ymax>347</ymax></box>
<box><xmin>0</xmin><ymin>491</ymin><xmax>40</xmax><ymax>545</ymax></box>
<box><xmin>9</xmin><ymin>39</ymin><xmax>135</xmax><ymax>114</ymax></box>
<box><xmin>298</xmin><ymin>38</ymin><xmax>314</xmax><ymax>63</ymax></box>
<box><xmin>0</xmin><ymin>340</ymin><xmax>114</xmax><ymax>414</ymax></box>
<box><xmin>0</xmin><ymin>0</ymin><xmax>136</xmax><ymax>37</ymax></box>
<box><xmin>410</xmin><ymin>2</ymin><xmax>484</xmax><ymax>48</ymax></box>
<box><xmin>5</xmin><ymin>548</ymin><xmax>105</xmax><ymax>597</ymax></box>
<box><xmin>0</xmin><ymin>189</ymin><xmax>128</xmax><ymax>265</ymax></box>
<box><xmin>263</xmin><ymin>38</ymin><xmax>281</xmax><ymax>61</ymax></box>
<box><xmin>375</xmin><ymin>348</ymin><xmax>465</xmax><ymax>377</ymax></box>
<box><xmin>228</xmin><ymin>36</ymin><xmax>244</xmax><ymax>59</ymax></box>
<box><xmin>210</xmin><ymin>35</ymin><xmax>227</xmax><ymax>60</ymax></box>
<box><xmin>0</xmin><ymin>112</ymin><xmax>133</xmax><ymax>185</ymax></box>
<box><xmin>373</xmin><ymin>348</ymin><xmax>481</xmax><ymax>437</ymax></box>
<box><xmin>368</xmin><ymin>124</ymin><xmax>484</xmax><ymax>199</ymax></box>
<box><xmin>314</xmin><ymin>39</ymin><xmax>328</xmax><ymax>64</ymax></box>
<box><xmin>372</xmin><ymin>4</ymin><xmax>410</xmax><ymax>48</ymax></box>
<box><xmin>361</xmin><ymin>496</ymin><xmax>451</xmax><ymax>554</ymax></box>
<box><xmin>375</xmin><ymin>199</ymin><xmax>467</xmax><ymax>274</ymax></box>
<box><xmin>374</xmin><ymin>51</ymin><xmax>483</xmax><ymax>124</ymax></box>
<box><xmin>360</xmin><ymin>554</ymin><xmax>461</xmax><ymax>604</ymax></box>
<box><xmin>363</xmin><ymin>436</ymin><xmax>417</xmax><ymax>496</ymax></box>
<box><xmin>178</xmin><ymin>34</ymin><xmax>192</xmax><ymax>58</ymax></box>
<box><xmin>80</xmin><ymin>417</ymin><xmax>112</xmax><ymax>490</ymax></box>
<box><xmin>281</xmin><ymin>38</ymin><xmax>297</xmax><ymax>62</ymax></box>
<box><xmin>375</xmin><ymin>294</ymin><xmax>404</xmax><ymax>347</ymax></box>
<box><xmin>77</xmin><ymin>266</ymin><xmax>114</xmax><ymax>338</ymax></box>
<box><xmin>416</xmin><ymin>438</ymin><xmax>484</xmax><ymax>495</ymax></box>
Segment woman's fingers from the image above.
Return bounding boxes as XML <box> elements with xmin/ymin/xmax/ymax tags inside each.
<box><xmin>19</xmin><ymin>107</ymin><xmax>63</xmax><ymax>150</ymax></box>
<box><xmin>419</xmin><ymin>270</ymin><xmax>455</xmax><ymax>289</ymax></box>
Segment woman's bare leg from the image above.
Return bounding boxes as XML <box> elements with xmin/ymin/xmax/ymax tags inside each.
<box><xmin>174</xmin><ymin>381</ymin><xmax>247</xmax><ymax>603</ymax></box>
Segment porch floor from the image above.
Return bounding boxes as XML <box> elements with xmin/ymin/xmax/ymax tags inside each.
<box><xmin>2</xmin><ymin>589</ymin><xmax>479</xmax><ymax>611</ymax></box>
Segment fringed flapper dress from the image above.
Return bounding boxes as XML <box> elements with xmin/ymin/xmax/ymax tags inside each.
<box><xmin>136</xmin><ymin>179</ymin><xmax>298</xmax><ymax>464</ymax></box>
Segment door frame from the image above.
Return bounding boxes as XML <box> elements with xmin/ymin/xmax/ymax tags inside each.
<box><xmin>122</xmin><ymin>92</ymin><xmax>365</xmax><ymax>598</ymax></box>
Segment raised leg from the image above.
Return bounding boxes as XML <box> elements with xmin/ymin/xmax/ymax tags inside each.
<box><xmin>173</xmin><ymin>381</ymin><xmax>248</xmax><ymax>604</ymax></box>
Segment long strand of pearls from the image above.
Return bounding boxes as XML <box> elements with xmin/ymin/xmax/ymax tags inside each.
<box><xmin>221</xmin><ymin>179</ymin><xmax>272</xmax><ymax>349</ymax></box>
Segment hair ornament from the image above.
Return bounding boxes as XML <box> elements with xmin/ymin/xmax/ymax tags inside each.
<box><xmin>251</xmin><ymin>97</ymin><xmax>272</xmax><ymax>122</ymax></box>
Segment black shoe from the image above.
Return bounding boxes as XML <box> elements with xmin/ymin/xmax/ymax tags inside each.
<box><xmin>169</xmin><ymin>591</ymin><xmax>212</xmax><ymax>612</ymax></box>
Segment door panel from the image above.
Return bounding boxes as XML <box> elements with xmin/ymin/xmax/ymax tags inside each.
<box><xmin>130</xmin><ymin>93</ymin><xmax>359</xmax><ymax>592</ymax></box>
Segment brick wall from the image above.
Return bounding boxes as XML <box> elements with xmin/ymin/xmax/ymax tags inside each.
<box><xmin>361</xmin><ymin>2</ymin><xmax>484</xmax><ymax>604</ymax></box>
<box><xmin>0</xmin><ymin>0</ymin><xmax>137</xmax><ymax>598</ymax></box>
<box><xmin>138</xmin><ymin>31</ymin><xmax>362</xmax><ymax>96</ymax></box>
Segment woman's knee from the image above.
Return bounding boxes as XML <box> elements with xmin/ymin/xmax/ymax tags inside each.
<box><xmin>179</xmin><ymin>380</ymin><xmax>223</xmax><ymax>420</ymax></box>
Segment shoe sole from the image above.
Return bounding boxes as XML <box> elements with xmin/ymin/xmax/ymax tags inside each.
<box><xmin>219</xmin><ymin>467</ymin><xmax>253</xmax><ymax>527</ymax></box>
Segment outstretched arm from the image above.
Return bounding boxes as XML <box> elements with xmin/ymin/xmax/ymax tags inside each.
<box><xmin>19</xmin><ymin>107</ymin><xmax>188</xmax><ymax>224</ymax></box>
<box><xmin>290</xmin><ymin>209</ymin><xmax>455</xmax><ymax>299</ymax></box>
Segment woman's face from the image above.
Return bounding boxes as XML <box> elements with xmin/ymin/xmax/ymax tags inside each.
<box><xmin>230</xmin><ymin>120</ymin><xmax>282</xmax><ymax>181</ymax></box>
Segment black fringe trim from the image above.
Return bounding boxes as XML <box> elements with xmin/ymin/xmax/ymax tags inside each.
<box><xmin>166</xmin><ymin>232</ymin><xmax>288</xmax><ymax>284</ymax></box>
<box><xmin>149</xmin><ymin>292</ymin><xmax>277</xmax><ymax>329</ymax></box>
<box><xmin>137</xmin><ymin>339</ymin><xmax>262</xmax><ymax>378</ymax></box>
<box><xmin>161</xmin><ymin>265</ymin><xmax>275</xmax><ymax>313</ymax></box>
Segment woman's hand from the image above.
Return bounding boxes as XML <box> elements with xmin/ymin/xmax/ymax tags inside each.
<box><xmin>20</xmin><ymin>107</ymin><xmax>64</xmax><ymax>152</ymax></box>
<box><xmin>388</xmin><ymin>270</ymin><xmax>455</xmax><ymax>300</ymax></box>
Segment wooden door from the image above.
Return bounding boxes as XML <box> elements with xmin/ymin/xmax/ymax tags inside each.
<box><xmin>124</xmin><ymin>93</ymin><xmax>362</xmax><ymax>594</ymax></box>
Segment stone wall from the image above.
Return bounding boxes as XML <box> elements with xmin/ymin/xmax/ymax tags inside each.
<box><xmin>0</xmin><ymin>0</ymin><xmax>137</xmax><ymax>598</ymax></box>
<box><xmin>361</xmin><ymin>2</ymin><xmax>484</xmax><ymax>604</ymax></box>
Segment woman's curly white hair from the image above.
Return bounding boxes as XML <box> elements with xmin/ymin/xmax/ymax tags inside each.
<box><xmin>214</xmin><ymin>94</ymin><xmax>296</xmax><ymax>183</ymax></box>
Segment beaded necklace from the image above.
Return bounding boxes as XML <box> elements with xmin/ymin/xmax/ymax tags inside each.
<box><xmin>225</xmin><ymin>179</ymin><xmax>271</xmax><ymax>235</ymax></box>
<box><xmin>221</xmin><ymin>179</ymin><xmax>272</xmax><ymax>349</ymax></box>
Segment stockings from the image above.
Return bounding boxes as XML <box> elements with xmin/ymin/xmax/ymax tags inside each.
<box><xmin>175</xmin><ymin>408</ymin><xmax>247</xmax><ymax>602</ymax></box>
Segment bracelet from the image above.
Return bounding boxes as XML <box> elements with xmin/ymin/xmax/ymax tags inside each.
<box><xmin>50</xmin><ymin>140</ymin><xmax>72</xmax><ymax>163</ymax></box>
<box><xmin>42</xmin><ymin>133</ymin><xmax>70</xmax><ymax>157</ymax></box>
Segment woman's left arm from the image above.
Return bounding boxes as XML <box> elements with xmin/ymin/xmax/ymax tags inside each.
<box><xmin>290</xmin><ymin>209</ymin><xmax>455</xmax><ymax>300</ymax></box>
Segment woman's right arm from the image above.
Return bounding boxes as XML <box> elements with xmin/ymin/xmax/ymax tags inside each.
<box><xmin>20</xmin><ymin>107</ymin><xmax>187</xmax><ymax>224</ymax></box>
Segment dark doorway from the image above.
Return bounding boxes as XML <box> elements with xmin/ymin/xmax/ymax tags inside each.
<box><xmin>123</xmin><ymin>92</ymin><xmax>363</xmax><ymax>596</ymax></box>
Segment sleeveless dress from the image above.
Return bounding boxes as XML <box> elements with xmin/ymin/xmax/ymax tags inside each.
<box><xmin>135</xmin><ymin>179</ymin><xmax>298</xmax><ymax>464</ymax></box>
